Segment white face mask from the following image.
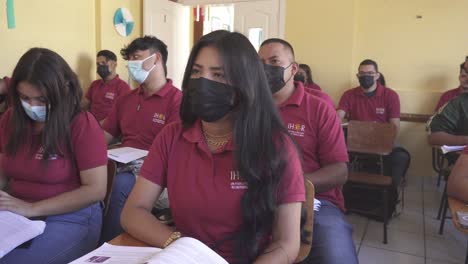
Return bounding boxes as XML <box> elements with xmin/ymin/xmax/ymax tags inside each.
<box><xmin>128</xmin><ymin>54</ymin><xmax>156</xmax><ymax>84</ymax></box>
<box><xmin>21</xmin><ymin>100</ymin><xmax>47</xmax><ymax>122</ymax></box>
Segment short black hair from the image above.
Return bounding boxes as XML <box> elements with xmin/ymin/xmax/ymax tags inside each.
<box><xmin>97</xmin><ymin>50</ymin><xmax>117</xmax><ymax>61</ymax></box>
<box><xmin>260</xmin><ymin>38</ymin><xmax>295</xmax><ymax>59</ymax></box>
<box><xmin>121</xmin><ymin>35</ymin><xmax>168</xmax><ymax>76</ymax></box>
<box><xmin>359</xmin><ymin>59</ymin><xmax>379</xmax><ymax>72</ymax></box>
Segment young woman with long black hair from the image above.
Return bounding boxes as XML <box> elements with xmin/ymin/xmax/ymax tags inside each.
<box><xmin>121</xmin><ymin>30</ymin><xmax>305</xmax><ymax>264</ymax></box>
<box><xmin>0</xmin><ymin>48</ymin><xmax>107</xmax><ymax>263</ymax></box>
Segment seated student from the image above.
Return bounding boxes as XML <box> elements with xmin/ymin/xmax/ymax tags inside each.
<box><xmin>296</xmin><ymin>63</ymin><xmax>322</xmax><ymax>90</ymax></box>
<box><xmin>434</xmin><ymin>63</ymin><xmax>468</xmax><ymax>112</ymax></box>
<box><xmin>259</xmin><ymin>39</ymin><xmax>356</xmax><ymax>264</ymax></box>
<box><xmin>121</xmin><ymin>30</ymin><xmax>305</xmax><ymax>264</ymax></box>
<box><xmin>0</xmin><ymin>48</ymin><xmax>107</xmax><ymax>263</ymax></box>
<box><xmin>447</xmin><ymin>146</ymin><xmax>468</xmax><ymax>203</ymax></box>
<box><xmin>0</xmin><ymin>76</ymin><xmax>11</xmax><ymax>114</ymax></box>
<box><xmin>101</xmin><ymin>36</ymin><xmax>182</xmax><ymax>242</ymax></box>
<box><xmin>82</xmin><ymin>50</ymin><xmax>131</xmax><ymax>124</ymax></box>
<box><xmin>337</xmin><ymin>59</ymin><xmax>410</xmax><ymax>189</ymax></box>
<box><xmin>294</xmin><ymin>68</ymin><xmax>335</xmax><ymax>107</ymax></box>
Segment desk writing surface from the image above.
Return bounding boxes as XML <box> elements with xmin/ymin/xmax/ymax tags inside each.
<box><xmin>109</xmin><ymin>233</ymin><xmax>149</xmax><ymax>247</ymax></box>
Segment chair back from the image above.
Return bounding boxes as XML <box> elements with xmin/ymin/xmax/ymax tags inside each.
<box><xmin>347</xmin><ymin>120</ymin><xmax>396</xmax><ymax>155</ymax></box>
<box><xmin>294</xmin><ymin>179</ymin><xmax>315</xmax><ymax>263</ymax></box>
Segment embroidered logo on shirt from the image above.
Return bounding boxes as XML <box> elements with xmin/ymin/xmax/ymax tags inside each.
<box><xmin>287</xmin><ymin>123</ymin><xmax>306</xmax><ymax>137</ymax></box>
<box><xmin>104</xmin><ymin>92</ymin><xmax>115</xmax><ymax>100</ymax></box>
<box><xmin>35</xmin><ymin>146</ymin><xmax>58</xmax><ymax>160</ymax></box>
<box><xmin>152</xmin><ymin>113</ymin><xmax>166</xmax><ymax>124</ymax></box>
<box><xmin>230</xmin><ymin>170</ymin><xmax>248</xmax><ymax>190</ymax></box>
<box><xmin>376</xmin><ymin>108</ymin><xmax>385</xmax><ymax>115</ymax></box>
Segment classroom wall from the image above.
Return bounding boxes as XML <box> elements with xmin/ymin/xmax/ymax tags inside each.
<box><xmin>0</xmin><ymin>0</ymin><xmax>143</xmax><ymax>90</ymax></box>
<box><xmin>96</xmin><ymin>0</ymin><xmax>143</xmax><ymax>87</ymax></box>
<box><xmin>286</xmin><ymin>0</ymin><xmax>468</xmax><ymax>177</ymax></box>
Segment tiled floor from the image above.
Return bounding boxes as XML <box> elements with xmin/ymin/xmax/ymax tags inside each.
<box><xmin>348</xmin><ymin>174</ymin><xmax>467</xmax><ymax>264</ymax></box>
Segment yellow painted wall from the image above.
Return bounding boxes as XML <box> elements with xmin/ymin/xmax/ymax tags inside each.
<box><xmin>0</xmin><ymin>0</ymin><xmax>143</xmax><ymax>91</ymax></box>
<box><xmin>0</xmin><ymin>0</ymin><xmax>96</xmax><ymax>88</ymax></box>
<box><xmin>286</xmin><ymin>0</ymin><xmax>468</xmax><ymax>176</ymax></box>
<box><xmin>96</xmin><ymin>0</ymin><xmax>143</xmax><ymax>87</ymax></box>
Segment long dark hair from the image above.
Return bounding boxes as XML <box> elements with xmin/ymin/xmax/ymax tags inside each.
<box><xmin>299</xmin><ymin>63</ymin><xmax>314</xmax><ymax>85</ymax></box>
<box><xmin>180</xmin><ymin>30</ymin><xmax>294</xmax><ymax>262</ymax></box>
<box><xmin>7</xmin><ymin>48</ymin><xmax>83</xmax><ymax>160</ymax></box>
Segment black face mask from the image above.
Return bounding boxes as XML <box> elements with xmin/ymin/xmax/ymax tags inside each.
<box><xmin>263</xmin><ymin>63</ymin><xmax>292</xmax><ymax>94</ymax></box>
<box><xmin>358</xmin><ymin>75</ymin><xmax>375</xmax><ymax>90</ymax></box>
<box><xmin>97</xmin><ymin>64</ymin><xmax>111</xmax><ymax>79</ymax></box>
<box><xmin>187</xmin><ymin>78</ymin><xmax>235</xmax><ymax>123</ymax></box>
<box><xmin>294</xmin><ymin>74</ymin><xmax>305</xmax><ymax>84</ymax></box>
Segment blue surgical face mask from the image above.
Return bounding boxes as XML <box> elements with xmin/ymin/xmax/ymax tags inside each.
<box><xmin>128</xmin><ymin>54</ymin><xmax>156</xmax><ymax>84</ymax></box>
<box><xmin>21</xmin><ymin>100</ymin><xmax>47</xmax><ymax>122</ymax></box>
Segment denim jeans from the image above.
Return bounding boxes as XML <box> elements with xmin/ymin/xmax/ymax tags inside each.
<box><xmin>300</xmin><ymin>200</ymin><xmax>358</xmax><ymax>264</ymax></box>
<box><xmin>100</xmin><ymin>171</ymin><xmax>136</xmax><ymax>244</ymax></box>
<box><xmin>1</xmin><ymin>202</ymin><xmax>102</xmax><ymax>264</ymax></box>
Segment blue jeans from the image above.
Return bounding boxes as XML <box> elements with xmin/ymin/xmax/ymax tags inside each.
<box><xmin>100</xmin><ymin>172</ymin><xmax>135</xmax><ymax>243</ymax></box>
<box><xmin>300</xmin><ymin>200</ymin><xmax>358</xmax><ymax>264</ymax></box>
<box><xmin>1</xmin><ymin>202</ymin><xmax>102</xmax><ymax>264</ymax></box>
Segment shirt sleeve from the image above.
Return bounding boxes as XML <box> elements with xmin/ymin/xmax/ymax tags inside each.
<box><xmin>277</xmin><ymin>136</ymin><xmax>306</xmax><ymax>204</ymax></box>
<box><xmin>428</xmin><ymin>98</ymin><xmax>461</xmax><ymax>134</ymax></box>
<box><xmin>140</xmin><ymin>123</ymin><xmax>178</xmax><ymax>187</ymax></box>
<box><xmin>387</xmin><ymin>89</ymin><xmax>401</xmax><ymax>119</ymax></box>
<box><xmin>337</xmin><ymin>91</ymin><xmax>350</xmax><ymax>114</ymax></box>
<box><xmin>165</xmin><ymin>91</ymin><xmax>182</xmax><ymax>125</ymax></box>
<box><xmin>316</xmin><ymin>103</ymin><xmax>349</xmax><ymax>166</ymax></box>
<box><xmin>85</xmin><ymin>83</ymin><xmax>93</xmax><ymax>101</ymax></box>
<box><xmin>102</xmin><ymin>97</ymin><xmax>122</xmax><ymax>138</ymax></box>
<box><xmin>71</xmin><ymin>112</ymin><xmax>108</xmax><ymax>170</ymax></box>
<box><xmin>118</xmin><ymin>81</ymin><xmax>131</xmax><ymax>98</ymax></box>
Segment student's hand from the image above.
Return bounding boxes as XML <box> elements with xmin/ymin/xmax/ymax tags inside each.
<box><xmin>0</xmin><ymin>190</ymin><xmax>36</xmax><ymax>217</ymax></box>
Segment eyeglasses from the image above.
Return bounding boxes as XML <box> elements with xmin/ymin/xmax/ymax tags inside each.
<box><xmin>357</xmin><ymin>72</ymin><xmax>377</xmax><ymax>77</ymax></box>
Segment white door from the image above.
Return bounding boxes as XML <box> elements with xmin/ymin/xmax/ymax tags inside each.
<box><xmin>143</xmin><ymin>0</ymin><xmax>190</xmax><ymax>89</ymax></box>
<box><xmin>233</xmin><ymin>0</ymin><xmax>284</xmax><ymax>50</ymax></box>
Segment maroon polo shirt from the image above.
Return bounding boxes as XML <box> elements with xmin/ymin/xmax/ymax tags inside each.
<box><xmin>140</xmin><ymin>120</ymin><xmax>305</xmax><ymax>263</ymax></box>
<box><xmin>278</xmin><ymin>82</ymin><xmax>349</xmax><ymax>211</ymax></box>
<box><xmin>338</xmin><ymin>83</ymin><xmax>400</xmax><ymax>123</ymax></box>
<box><xmin>103</xmin><ymin>79</ymin><xmax>182</xmax><ymax>150</ymax></box>
<box><xmin>86</xmin><ymin>75</ymin><xmax>131</xmax><ymax>122</ymax></box>
<box><xmin>0</xmin><ymin>110</ymin><xmax>107</xmax><ymax>202</ymax></box>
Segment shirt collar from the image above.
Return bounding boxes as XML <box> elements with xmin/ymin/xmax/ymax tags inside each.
<box><xmin>279</xmin><ymin>81</ymin><xmax>305</xmax><ymax>108</ymax></box>
<box><xmin>137</xmin><ymin>79</ymin><xmax>174</xmax><ymax>98</ymax></box>
<box><xmin>354</xmin><ymin>82</ymin><xmax>385</xmax><ymax>97</ymax></box>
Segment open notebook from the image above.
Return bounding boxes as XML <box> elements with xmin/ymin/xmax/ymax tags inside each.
<box><xmin>441</xmin><ymin>145</ymin><xmax>465</xmax><ymax>154</ymax></box>
<box><xmin>0</xmin><ymin>211</ymin><xmax>46</xmax><ymax>258</ymax></box>
<box><xmin>70</xmin><ymin>237</ymin><xmax>228</xmax><ymax>264</ymax></box>
<box><xmin>107</xmin><ymin>147</ymin><xmax>149</xmax><ymax>164</ymax></box>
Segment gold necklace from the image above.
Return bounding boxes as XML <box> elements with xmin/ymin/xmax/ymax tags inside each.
<box><xmin>202</xmin><ymin>129</ymin><xmax>232</xmax><ymax>148</ymax></box>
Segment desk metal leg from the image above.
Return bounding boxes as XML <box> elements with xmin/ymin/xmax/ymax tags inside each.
<box><xmin>465</xmin><ymin>239</ymin><xmax>468</xmax><ymax>264</ymax></box>
<box><xmin>383</xmin><ymin>188</ymin><xmax>388</xmax><ymax>244</ymax></box>
<box><xmin>439</xmin><ymin>198</ymin><xmax>448</xmax><ymax>235</ymax></box>
<box><xmin>437</xmin><ymin>182</ymin><xmax>447</xmax><ymax>220</ymax></box>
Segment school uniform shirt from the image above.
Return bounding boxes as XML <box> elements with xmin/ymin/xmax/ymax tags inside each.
<box><xmin>306</xmin><ymin>82</ymin><xmax>322</xmax><ymax>91</ymax></box>
<box><xmin>435</xmin><ymin>87</ymin><xmax>462</xmax><ymax>112</ymax></box>
<box><xmin>428</xmin><ymin>93</ymin><xmax>468</xmax><ymax>136</ymax></box>
<box><xmin>278</xmin><ymin>81</ymin><xmax>349</xmax><ymax>211</ymax></box>
<box><xmin>86</xmin><ymin>75</ymin><xmax>131</xmax><ymax>122</ymax></box>
<box><xmin>140</xmin><ymin>120</ymin><xmax>305</xmax><ymax>263</ymax></box>
<box><xmin>0</xmin><ymin>110</ymin><xmax>107</xmax><ymax>202</ymax></box>
<box><xmin>338</xmin><ymin>83</ymin><xmax>400</xmax><ymax>123</ymax></box>
<box><xmin>304</xmin><ymin>85</ymin><xmax>335</xmax><ymax>108</ymax></box>
<box><xmin>103</xmin><ymin>79</ymin><xmax>182</xmax><ymax>150</ymax></box>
